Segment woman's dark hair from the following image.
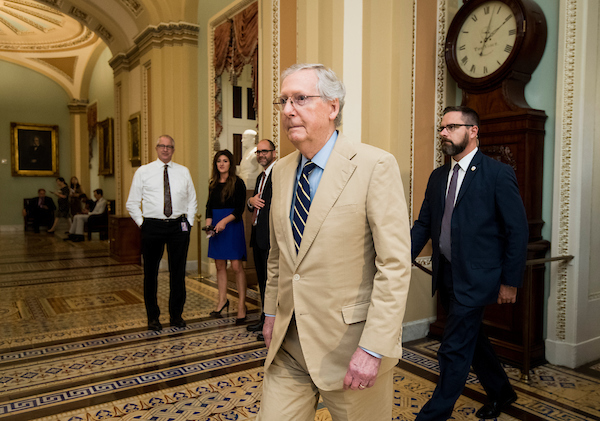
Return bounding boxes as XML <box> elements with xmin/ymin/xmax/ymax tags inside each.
<box><xmin>56</xmin><ymin>177</ymin><xmax>66</xmax><ymax>185</ymax></box>
<box><xmin>209</xmin><ymin>150</ymin><xmax>237</xmax><ymax>202</ymax></box>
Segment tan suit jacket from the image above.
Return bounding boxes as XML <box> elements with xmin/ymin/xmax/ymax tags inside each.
<box><xmin>264</xmin><ymin>133</ymin><xmax>412</xmax><ymax>391</ymax></box>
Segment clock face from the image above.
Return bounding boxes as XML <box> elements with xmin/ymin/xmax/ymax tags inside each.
<box><xmin>456</xmin><ymin>1</ymin><xmax>518</xmax><ymax>79</ymax></box>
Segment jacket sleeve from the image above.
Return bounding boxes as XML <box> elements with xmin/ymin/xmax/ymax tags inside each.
<box><xmin>411</xmin><ymin>171</ymin><xmax>437</xmax><ymax>261</ymax></box>
<box><xmin>496</xmin><ymin>165</ymin><xmax>529</xmax><ymax>287</ymax></box>
<box><xmin>358</xmin><ymin>152</ymin><xmax>412</xmax><ymax>358</ymax></box>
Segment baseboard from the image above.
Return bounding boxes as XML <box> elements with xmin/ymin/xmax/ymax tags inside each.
<box><xmin>402</xmin><ymin>317</ymin><xmax>436</xmax><ymax>343</ymax></box>
<box><xmin>0</xmin><ymin>225</ymin><xmax>24</xmax><ymax>232</ymax></box>
<box><xmin>545</xmin><ymin>335</ymin><xmax>600</xmax><ymax>368</ymax></box>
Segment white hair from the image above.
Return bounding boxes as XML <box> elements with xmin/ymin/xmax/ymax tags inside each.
<box><xmin>281</xmin><ymin>63</ymin><xmax>346</xmax><ymax>127</ymax></box>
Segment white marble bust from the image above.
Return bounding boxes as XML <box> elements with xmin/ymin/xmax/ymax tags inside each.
<box><xmin>238</xmin><ymin>129</ymin><xmax>260</xmax><ymax>188</ymax></box>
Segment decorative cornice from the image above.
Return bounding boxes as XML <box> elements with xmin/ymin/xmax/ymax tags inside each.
<box><xmin>556</xmin><ymin>0</ymin><xmax>578</xmax><ymax>342</ymax></box>
<box><xmin>119</xmin><ymin>0</ymin><xmax>143</xmax><ymax>18</ymax></box>
<box><xmin>69</xmin><ymin>6</ymin><xmax>90</xmax><ymax>24</ymax></box>
<box><xmin>36</xmin><ymin>0</ymin><xmax>62</xmax><ymax>8</ymax></box>
<box><xmin>67</xmin><ymin>98</ymin><xmax>89</xmax><ymax>114</ymax></box>
<box><xmin>109</xmin><ymin>22</ymin><xmax>199</xmax><ymax>74</ymax></box>
<box><xmin>0</xmin><ymin>22</ymin><xmax>94</xmax><ymax>51</ymax></box>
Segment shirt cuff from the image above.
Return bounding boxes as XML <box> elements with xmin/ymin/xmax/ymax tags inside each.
<box><xmin>360</xmin><ymin>347</ymin><xmax>382</xmax><ymax>359</ymax></box>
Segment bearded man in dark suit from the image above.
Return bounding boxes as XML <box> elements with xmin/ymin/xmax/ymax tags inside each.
<box><xmin>246</xmin><ymin>139</ymin><xmax>277</xmax><ymax>341</ymax></box>
<box><xmin>412</xmin><ymin>106</ymin><xmax>529</xmax><ymax>420</ymax></box>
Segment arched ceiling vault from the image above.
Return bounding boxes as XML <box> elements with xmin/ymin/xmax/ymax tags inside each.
<box><xmin>0</xmin><ymin>0</ymin><xmax>198</xmax><ymax>99</ymax></box>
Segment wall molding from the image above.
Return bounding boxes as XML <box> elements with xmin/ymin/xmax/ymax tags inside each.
<box><xmin>110</xmin><ymin>22</ymin><xmax>200</xmax><ymax>75</ymax></box>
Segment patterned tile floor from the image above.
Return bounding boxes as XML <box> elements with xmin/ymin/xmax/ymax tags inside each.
<box><xmin>1</xmin><ymin>231</ymin><xmax>599</xmax><ymax>420</ymax></box>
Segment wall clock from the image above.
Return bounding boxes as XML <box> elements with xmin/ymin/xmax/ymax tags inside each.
<box><xmin>445</xmin><ymin>0</ymin><xmax>547</xmax><ymax>93</ymax></box>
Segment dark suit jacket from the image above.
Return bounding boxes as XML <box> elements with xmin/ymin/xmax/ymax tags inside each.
<box><xmin>29</xmin><ymin>196</ymin><xmax>56</xmax><ymax>212</ymax></box>
<box><xmin>411</xmin><ymin>150</ymin><xmax>529</xmax><ymax>307</ymax></box>
<box><xmin>249</xmin><ymin>170</ymin><xmax>273</xmax><ymax>250</ymax></box>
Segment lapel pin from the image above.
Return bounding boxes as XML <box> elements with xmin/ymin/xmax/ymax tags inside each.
<box><xmin>471</xmin><ymin>166</ymin><xmax>476</xmax><ymax>171</ymax></box>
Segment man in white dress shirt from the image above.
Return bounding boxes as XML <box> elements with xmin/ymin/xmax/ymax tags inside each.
<box><xmin>126</xmin><ymin>135</ymin><xmax>198</xmax><ymax>331</ymax></box>
<box><xmin>67</xmin><ymin>189</ymin><xmax>107</xmax><ymax>242</ymax></box>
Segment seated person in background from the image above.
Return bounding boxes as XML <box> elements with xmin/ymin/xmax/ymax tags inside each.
<box><xmin>66</xmin><ymin>189</ymin><xmax>107</xmax><ymax>242</ymax></box>
<box><xmin>78</xmin><ymin>193</ymin><xmax>92</xmax><ymax>214</ymax></box>
<box><xmin>25</xmin><ymin>189</ymin><xmax>56</xmax><ymax>233</ymax></box>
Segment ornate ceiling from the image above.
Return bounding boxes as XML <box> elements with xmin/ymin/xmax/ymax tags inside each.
<box><xmin>0</xmin><ymin>0</ymin><xmax>96</xmax><ymax>52</ymax></box>
<box><xmin>0</xmin><ymin>0</ymin><xmax>104</xmax><ymax>99</ymax></box>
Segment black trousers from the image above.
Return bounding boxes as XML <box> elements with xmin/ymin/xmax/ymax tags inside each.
<box><xmin>252</xmin><ymin>244</ymin><xmax>269</xmax><ymax>313</ymax></box>
<box><xmin>31</xmin><ymin>208</ymin><xmax>53</xmax><ymax>232</ymax></box>
<box><xmin>416</xmin><ymin>255</ymin><xmax>514</xmax><ymax>421</ymax></box>
<box><xmin>141</xmin><ymin>217</ymin><xmax>191</xmax><ymax>322</ymax></box>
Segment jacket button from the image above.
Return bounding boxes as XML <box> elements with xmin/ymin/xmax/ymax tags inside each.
<box><xmin>293</xmin><ymin>274</ymin><xmax>300</xmax><ymax>281</ymax></box>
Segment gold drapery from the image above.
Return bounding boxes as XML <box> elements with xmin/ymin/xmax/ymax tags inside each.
<box><xmin>213</xmin><ymin>1</ymin><xmax>258</xmax><ymax>143</ymax></box>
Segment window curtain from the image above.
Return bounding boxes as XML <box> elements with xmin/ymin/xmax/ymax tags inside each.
<box><xmin>213</xmin><ymin>1</ymin><xmax>258</xmax><ymax>143</ymax></box>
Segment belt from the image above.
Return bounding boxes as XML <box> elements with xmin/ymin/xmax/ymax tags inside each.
<box><xmin>145</xmin><ymin>214</ymin><xmax>187</xmax><ymax>222</ymax></box>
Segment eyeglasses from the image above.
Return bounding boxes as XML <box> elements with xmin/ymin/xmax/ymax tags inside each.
<box><xmin>273</xmin><ymin>94</ymin><xmax>321</xmax><ymax>111</ymax></box>
<box><xmin>437</xmin><ymin>124</ymin><xmax>474</xmax><ymax>133</ymax></box>
<box><xmin>156</xmin><ymin>144</ymin><xmax>174</xmax><ymax>150</ymax></box>
<box><xmin>256</xmin><ymin>149</ymin><xmax>275</xmax><ymax>155</ymax></box>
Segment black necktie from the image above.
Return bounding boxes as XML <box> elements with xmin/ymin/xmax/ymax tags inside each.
<box><xmin>164</xmin><ymin>164</ymin><xmax>172</xmax><ymax>217</ymax></box>
<box><xmin>439</xmin><ymin>164</ymin><xmax>459</xmax><ymax>261</ymax></box>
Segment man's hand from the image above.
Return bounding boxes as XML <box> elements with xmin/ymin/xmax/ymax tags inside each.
<box><xmin>497</xmin><ymin>285</ymin><xmax>517</xmax><ymax>304</ymax></box>
<box><xmin>262</xmin><ymin>316</ymin><xmax>275</xmax><ymax>349</ymax></box>
<box><xmin>343</xmin><ymin>348</ymin><xmax>381</xmax><ymax>391</ymax></box>
<box><xmin>248</xmin><ymin>194</ymin><xmax>265</xmax><ymax>210</ymax></box>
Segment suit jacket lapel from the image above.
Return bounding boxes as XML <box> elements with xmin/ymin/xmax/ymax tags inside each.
<box><xmin>440</xmin><ymin>162</ymin><xmax>452</xmax><ymax>214</ymax></box>
<box><xmin>278</xmin><ymin>151</ymin><xmax>302</xmax><ymax>260</ymax></box>
<box><xmin>455</xmin><ymin>150</ymin><xmax>482</xmax><ymax>207</ymax></box>
<box><xmin>295</xmin><ymin>136</ymin><xmax>357</xmax><ymax>265</ymax></box>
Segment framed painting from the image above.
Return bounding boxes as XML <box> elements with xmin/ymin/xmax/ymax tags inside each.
<box><xmin>11</xmin><ymin>122</ymin><xmax>59</xmax><ymax>176</ymax></box>
<box><xmin>98</xmin><ymin>117</ymin><xmax>114</xmax><ymax>175</ymax></box>
<box><xmin>128</xmin><ymin>112</ymin><xmax>141</xmax><ymax>167</ymax></box>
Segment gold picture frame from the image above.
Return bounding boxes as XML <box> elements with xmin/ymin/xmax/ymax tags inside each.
<box><xmin>98</xmin><ymin>117</ymin><xmax>114</xmax><ymax>175</ymax></box>
<box><xmin>128</xmin><ymin>112</ymin><xmax>141</xmax><ymax>167</ymax></box>
<box><xmin>11</xmin><ymin>122</ymin><xmax>59</xmax><ymax>177</ymax></box>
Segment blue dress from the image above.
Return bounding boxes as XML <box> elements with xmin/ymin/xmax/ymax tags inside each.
<box><xmin>206</xmin><ymin>178</ymin><xmax>247</xmax><ymax>260</ymax></box>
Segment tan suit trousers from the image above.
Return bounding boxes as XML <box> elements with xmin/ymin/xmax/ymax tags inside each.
<box><xmin>258</xmin><ymin>318</ymin><xmax>393</xmax><ymax>421</ymax></box>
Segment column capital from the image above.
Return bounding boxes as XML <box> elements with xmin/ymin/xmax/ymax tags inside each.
<box><xmin>68</xmin><ymin>99</ymin><xmax>89</xmax><ymax>114</ymax></box>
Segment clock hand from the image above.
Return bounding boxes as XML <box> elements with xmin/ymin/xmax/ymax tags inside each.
<box><xmin>480</xmin><ymin>7</ymin><xmax>496</xmax><ymax>56</ymax></box>
<box><xmin>488</xmin><ymin>17</ymin><xmax>511</xmax><ymax>42</ymax></box>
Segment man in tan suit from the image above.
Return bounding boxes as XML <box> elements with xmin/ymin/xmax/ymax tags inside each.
<box><xmin>259</xmin><ymin>64</ymin><xmax>411</xmax><ymax>420</ymax></box>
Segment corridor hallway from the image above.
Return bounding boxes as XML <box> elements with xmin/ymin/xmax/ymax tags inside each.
<box><xmin>1</xmin><ymin>231</ymin><xmax>599</xmax><ymax>420</ymax></box>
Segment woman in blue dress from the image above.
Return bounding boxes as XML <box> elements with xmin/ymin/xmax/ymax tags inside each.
<box><xmin>205</xmin><ymin>150</ymin><xmax>247</xmax><ymax>323</ymax></box>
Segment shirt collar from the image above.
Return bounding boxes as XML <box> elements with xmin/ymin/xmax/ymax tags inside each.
<box><xmin>300</xmin><ymin>130</ymin><xmax>338</xmax><ymax>170</ymax></box>
<box><xmin>264</xmin><ymin>160</ymin><xmax>276</xmax><ymax>177</ymax></box>
<box><xmin>157</xmin><ymin>158</ymin><xmax>173</xmax><ymax>168</ymax></box>
<box><xmin>453</xmin><ymin>147</ymin><xmax>478</xmax><ymax>173</ymax></box>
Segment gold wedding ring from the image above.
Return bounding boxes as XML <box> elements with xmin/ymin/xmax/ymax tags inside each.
<box><xmin>358</xmin><ymin>384</ymin><xmax>366</xmax><ymax>389</ymax></box>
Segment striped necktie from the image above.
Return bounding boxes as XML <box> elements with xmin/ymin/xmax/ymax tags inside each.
<box><xmin>292</xmin><ymin>161</ymin><xmax>316</xmax><ymax>254</ymax></box>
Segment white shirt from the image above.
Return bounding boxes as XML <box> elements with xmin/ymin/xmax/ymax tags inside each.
<box><xmin>126</xmin><ymin>159</ymin><xmax>197</xmax><ymax>227</ymax></box>
<box><xmin>90</xmin><ymin>197</ymin><xmax>107</xmax><ymax>215</ymax></box>
<box><xmin>446</xmin><ymin>147</ymin><xmax>479</xmax><ymax>204</ymax></box>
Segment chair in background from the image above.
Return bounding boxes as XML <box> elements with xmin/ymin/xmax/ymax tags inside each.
<box><xmin>86</xmin><ymin>200</ymin><xmax>115</xmax><ymax>240</ymax></box>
